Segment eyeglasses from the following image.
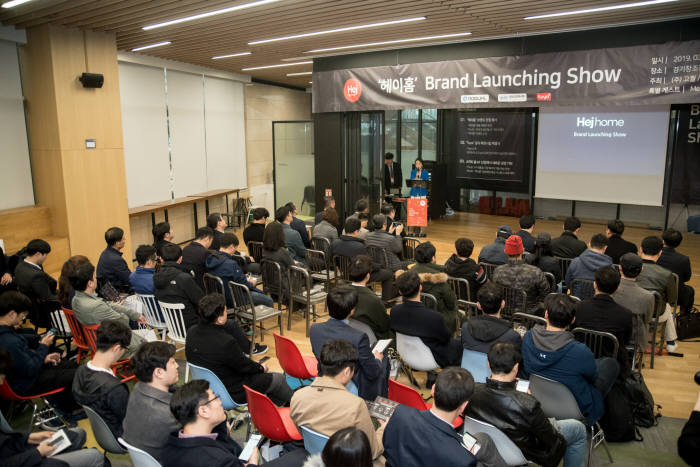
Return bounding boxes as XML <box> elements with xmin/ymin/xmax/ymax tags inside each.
<box><xmin>200</xmin><ymin>394</ymin><xmax>221</xmax><ymax>407</ymax></box>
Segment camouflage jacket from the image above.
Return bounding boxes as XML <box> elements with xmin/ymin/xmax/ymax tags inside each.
<box><xmin>492</xmin><ymin>259</ymin><xmax>550</xmax><ymax>315</ymax></box>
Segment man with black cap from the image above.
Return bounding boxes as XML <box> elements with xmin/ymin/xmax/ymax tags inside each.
<box><xmin>478</xmin><ymin>225</ymin><xmax>512</xmax><ymax>265</ymax></box>
<box><xmin>613</xmin><ymin>253</ymin><xmax>655</xmax><ymax>348</ymax></box>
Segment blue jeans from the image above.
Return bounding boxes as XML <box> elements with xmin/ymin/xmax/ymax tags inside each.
<box><xmin>554</xmin><ymin>419</ymin><xmax>587</xmax><ymax>467</ymax></box>
<box><xmin>251</xmin><ymin>289</ymin><xmax>274</xmax><ymax>307</ymax></box>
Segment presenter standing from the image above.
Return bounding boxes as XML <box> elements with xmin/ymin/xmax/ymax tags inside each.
<box><xmin>409</xmin><ymin>158</ymin><xmax>429</xmax><ymax>237</ymax></box>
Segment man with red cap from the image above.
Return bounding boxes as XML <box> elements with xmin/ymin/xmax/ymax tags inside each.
<box><xmin>492</xmin><ymin>235</ymin><xmax>550</xmax><ymax>315</ymax></box>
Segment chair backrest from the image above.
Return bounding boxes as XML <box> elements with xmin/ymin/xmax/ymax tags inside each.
<box><xmin>118</xmin><ymin>437</ymin><xmax>163</xmax><ymax>467</ymax></box>
<box><xmin>137</xmin><ymin>294</ymin><xmax>166</xmax><ymax>328</ymax></box>
<box><xmin>187</xmin><ymin>362</ymin><xmax>242</xmax><ymax>410</ymax></box>
<box><xmin>554</xmin><ymin>257</ymin><xmax>573</xmax><ymax>284</ymax></box>
<box><xmin>572</xmin><ymin>327</ymin><xmax>619</xmax><ymax>359</ymax></box>
<box><xmin>570</xmin><ymin>278</ymin><xmax>595</xmax><ymax>300</ymax></box>
<box><xmin>261</xmin><ymin>259</ymin><xmax>285</xmax><ymax>299</ymax></box>
<box><xmin>158</xmin><ymin>301</ymin><xmax>188</xmax><ymax>344</ymax></box>
<box><xmin>500</xmin><ymin>286</ymin><xmax>527</xmax><ymax>321</ymax></box>
<box><xmin>289</xmin><ymin>265</ymin><xmax>312</xmax><ymax>300</ymax></box>
<box><xmin>273</xmin><ymin>333</ymin><xmax>317</xmax><ymax>380</ymax></box>
<box><xmin>447</xmin><ymin>276</ymin><xmax>471</xmax><ymax>302</ymax></box>
<box><xmin>306</xmin><ymin>249</ymin><xmax>328</xmax><ymax>274</ymax></box>
<box><xmin>420</xmin><ymin>292</ymin><xmax>437</xmax><ymax>311</ymax></box>
<box><xmin>366</xmin><ymin>245</ymin><xmax>389</xmax><ymax>269</ymax></box>
<box><xmin>49</xmin><ymin>308</ymin><xmax>71</xmax><ymax>337</ymax></box>
<box><xmin>529</xmin><ymin>374</ymin><xmax>584</xmax><ymax>421</ymax></box>
<box><xmin>512</xmin><ymin>312</ymin><xmax>547</xmax><ymax>332</ymax></box>
<box><xmin>347</xmin><ymin>318</ymin><xmax>378</xmax><ymax>348</ymax></box>
<box><xmin>402</xmin><ymin>237</ymin><xmax>420</xmax><ymax>261</ymax></box>
<box><xmin>395</xmin><ymin>332</ymin><xmax>440</xmax><ymax>371</ymax></box>
<box><xmin>478</xmin><ymin>262</ymin><xmax>498</xmax><ymax>280</ymax></box>
<box><xmin>243</xmin><ymin>385</ymin><xmax>298</xmax><ymax>442</ymax></box>
<box><xmin>461</xmin><ymin>300</ymin><xmax>481</xmax><ymax>320</ymax></box>
<box><xmin>460</xmin><ymin>349</ymin><xmax>490</xmax><ymax>383</ymax></box>
<box><xmin>311</xmin><ymin>236</ymin><xmax>331</xmax><ymax>256</ymax></box>
<box><xmin>83</xmin><ymin>405</ymin><xmax>127</xmax><ymax>454</ymax></box>
<box><xmin>333</xmin><ymin>255</ymin><xmax>352</xmax><ymax>282</ymax></box>
<box><xmin>300</xmin><ymin>425</ymin><xmax>330</xmax><ymax>455</ymax></box>
<box><xmin>463</xmin><ymin>417</ymin><xmax>528</xmax><ymax>466</ymax></box>
<box><xmin>543</xmin><ymin>272</ymin><xmax>556</xmax><ymax>292</ymax></box>
<box><xmin>203</xmin><ymin>273</ymin><xmax>225</xmax><ymax>296</ymax></box>
<box><xmin>248</xmin><ymin>241</ymin><xmax>264</xmax><ymax>263</ymax></box>
<box><xmin>82</xmin><ymin>323</ymin><xmax>100</xmax><ymax>354</ymax></box>
<box><xmin>670</xmin><ymin>272</ymin><xmax>679</xmax><ymax>308</ymax></box>
<box><xmin>61</xmin><ymin>306</ymin><xmax>89</xmax><ymax>351</ymax></box>
<box><xmin>387</xmin><ymin>379</ymin><xmax>430</xmax><ymax>410</ymax></box>
<box><xmin>227</xmin><ymin>280</ymin><xmax>256</xmax><ymax>317</ymax></box>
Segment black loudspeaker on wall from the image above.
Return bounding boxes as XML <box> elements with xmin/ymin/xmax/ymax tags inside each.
<box><xmin>78</xmin><ymin>72</ymin><xmax>104</xmax><ymax>88</ymax></box>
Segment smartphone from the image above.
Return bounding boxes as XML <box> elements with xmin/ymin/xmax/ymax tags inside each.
<box><xmin>461</xmin><ymin>432</ymin><xmax>481</xmax><ymax>455</ymax></box>
<box><xmin>258</xmin><ymin>356</ymin><xmax>271</xmax><ymax>364</ymax></box>
<box><xmin>47</xmin><ymin>433</ymin><xmax>66</xmax><ymax>446</ymax></box>
<box><xmin>239</xmin><ymin>434</ymin><xmax>262</xmax><ymax>461</ymax></box>
<box><xmin>46</xmin><ymin>329</ymin><xmax>57</xmax><ymax>337</ymax></box>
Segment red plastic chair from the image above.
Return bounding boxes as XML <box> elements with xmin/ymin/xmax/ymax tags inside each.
<box><xmin>61</xmin><ymin>307</ymin><xmax>90</xmax><ymax>362</ymax></box>
<box><xmin>243</xmin><ymin>384</ymin><xmax>302</xmax><ymax>442</ymax></box>
<box><xmin>388</xmin><ymin>379</ymin><xmax>463</xmax><ymax>429</ymax></box>
<box><xmin>82</xmin><ymin>323</ymin><xmax>135</xmax><ymax>382</ymax></box>
<box><xmin>273</xmin><ymin>333</ymin><xmax>318</xmax><ymax>382</ymax></box>
<box><xmin>0</xmin><ymin>379</ymin><xmax>68</xmax><ymax>430</ymax></box>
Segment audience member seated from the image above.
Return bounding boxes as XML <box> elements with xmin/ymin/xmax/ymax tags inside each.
<box><xmin>574</xmin><ymin>266</ymin><xmax>633</xmax><ymax>376</ymax></box>
<box><xmin>410</xmin><ymin>242</ymin><xmax>460</xmax><ymax>333</ymax></box>
<box><xmin>636</xmin><ymin>236</ymin><xmax>679</xmax><ymax>352</ymax></box>
<box><xmin>312</xmin><ymin>207</ymin><xmax>340</xmax><ymax>244</ymax></box>
<box><xmin>357</xmin><ymin>212</ymin><xmax>370</xmax><ymax>240</ymax></box>
<box><xmin>515</xmin><ymin>215</ymin><xmax>536</xmax><ymax>254</ymax></box>
<box><xmin>72</xmin><ymin>319</ymin><xmax>131</xmax><ymax>437</ymax></box>
<box><xmin>347</xmin><ymin>199</ymin><xmax>370</xmax><ymax>223</ymax></box>
<box><xmin>59</xmin><ymin>255</ymin><xmax>91</xmax><ymax>308</ymax></box>
<box><xmin>550</xmin><ymin>217</ymin><xmax>587</xmax><ymax>259</ymax></box>
<box><xmin>331</xmin><ymin>218</ymin><xmax>395</xmax><ymax>303</ymax></box>
<box><xmin>122</xmin><ymin>341</ymin><xmax>181</xmax><ymax>461</ymax></box>
<box><xmin>286</xmin><ymin>201</ymin><xmax>312</xmax><ymax>248</ymax></box>
<box><xmin>180</xmin><ymin>227</ymin><xmax>214</xmax><ymax>288</ymax></box>
<box><xmin>478</xmin><ymin>225</ymin><xmax>511</xmax><ymax>265</ymax></box>
<box><xmin>291</xmin><ymin>339</ymin><xmax>386</xmax><ymax>465</ymax></box>
<box><xmin>96</xmin><ymin>227</ymin><xmax>132</xmax><ymax>292</ymax></box>
<box><xmin>524</xmin><ymin>233</ymin><xmax>562</xmax><ymax>286</ymax></box>
<box><xmin>658</xmin><ymin>228</ymin><xmax>695</xmax><ymax>315</ymax></box>
<box><xmin>186</xmin><ymin>294</ymin><xmax>290</xmax><ymax>405</ymax></box>
<box><xmin>243</xmin><ymin>207</ymin><xmax>270</xmax><ymax>246</ymax></box>
<box><xmin>492</xmin><ymin>236</ymin><xmax>549</xmax><ymax>315</ymax></box>
<box><xmin>129</xmin><ymin>245</ymin><xmax>158</xmax><ymax>295</ymax></box>
<box><xmin>152</xmin><ymin>221</ymin><xmax>175</xmax><ymax>259</ymax></box>
<box><xmin>565</xmin><ymin>233</ymin><xmax>613</xmax><ymax>298</ymax></box>
<box><xmin>445</xmin><ymin>237</ymin><xmax>488</xmax><ymax>299</ymax></box>
<box><xmin>522</xmin><ymin>294</ymin><xmax>619</xmax><ymax>425</ymax></box>
<box><xmin>350</xmin><ymin>255</ymin><xmax>393</xmax><ymax>341</ymax></box>
<box><xmin>305</xmin><ymin>427</ymin><xmax>373</xmax><ymax>467</ymax></box>
<box><xmin>365</xmin><ymin>214</ymin><xmax>411</xmax><ymax>272</ymax></box>
<box><xmin>14</xmin><ymin>239</ymin><xmax>58</xmax><ymax>327</ymax></box>
<box><xmin>162</xmin><ymin>380</ymin><xmax>307</xmax><ymax>467</ymax></box>
<box><xmin>461</xmin><ymin>283</ymin><xmax>522</xmax><ymax>354</ymax></box>
<box><xmin>383</xmin><ymin>367</ymin><xmax>506</xmax><ymax>467</ymax></box>
<box><xmin>0</xmin><ymin>348</ymin><xmax>104</xmax><ymax>467</ymax></box>
<box><xmin>678</xmin><ymin>388</ymin><xmax>700</xmax><ymax>466</ymax></box>
<box><xmin>0</xmin><ymin>244</ymin><xmax>14</xmax><ymax>294</ymax></box>
<box><xmin>315</xmin><ymin>195</ymin><xmax>336</xmax><ymax>225</ymax></box>
<box><xmin>310</xmin><ymin>287</ymin><xmax>388</xmax><ymax>400</ymax></box>
<box><xmin>613</xmin><ymin>253</ymin><xmax>655</xmax><ymax>349</ymax></box>
<box><xmin>0</xmin><ymin>291</ymin><xmax>80</xmax><ymax>418</ymax></box>
<box><xmin>153</xmin><ymin>243</ymin><xmax>204</xmax><ymax>330</ymax></box>
<box><xmin>70</xmin><ymin>262</ymin><xmax>146</xmax><ymax>357</ymax></box>
<box><xmin>604</xmin><ymin>220</ymin><xmax>638</xmax><ymax>264</ymax></box>
<box><xmin>277</xmin><ymin>206</ymin><xmax>307</xmax><ymax>263</ymax></box>
<box><xmin>205</xmin><ymin>233</ymin><xmax>273</xmax><ymax>308</ymax></box>
<box><xmin>206</xmin><ymin>212</ymin><xmax>227</xmax><ymax>251</ymax></box>
<box><xmin>380</xmin><ymin>203</ymin><xmax>404</xmax><ymax>234</ymax></box>
<box><xmin>466</xmin><ymin>342</ymin><xmax>586</xmax><ymax>467</ymax></box>
<box><xmin>391</xmin><ymin>271</ymin><xmax>462</xmax><ymax>368</ymax></box>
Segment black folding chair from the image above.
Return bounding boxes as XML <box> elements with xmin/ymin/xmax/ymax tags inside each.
<box><xmin>554</xmin><ymin>257</ymin><xmax>573</xmax><ymax>291</ymax></box>
<box><xmin>478</xmin><ymin>262</ymin><xmax>499</xmax><ymax>281</ymax></box>
<box><xmin>310</xmin><ymin>236</ymin><xmax>331</xmax><ymax>257</ymax></box>
<box><xmin>203</xmin><ymin>273</ymin><xmax>225</xmax><ymax>296</ymax></box>
<box><xmin>402</xmin><ymin>237</ymin><xmax>420</xmax><ymax>261</ymax></box>
<box><xmin>420</xmin><ymin>292</ymin><xmax>438</xmax><ymax>311</ymax></box>
<box><xmin>512</xmin><ymin>312</ymin><xmax>547</xmax><ymax>333</ymax></box>
<box><xmin>570</xmin><ymin>278</ymin><xmax>595</xmax><ymax>300</ymax></box>
<box><xmin>572</xmin><ymin>327</ymin><xmax>619</xmax><ymax>359</ymax></box>
<box><xmin>332</xmin><ymin>255</ymin><xmax>352</xmax><ymax>284</ymax></box>
<box><xmin>500</xmin><ymin>286</ymin><xmax>527</xmax><ymax>322</ymax></box>
<box><xmin>247</xmin><ymin>241</ymin><xmax>264</xmax><ymax>264</ymax></box>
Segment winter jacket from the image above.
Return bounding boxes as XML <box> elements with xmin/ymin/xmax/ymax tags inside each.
<box><xmin>153</xmin><ymin>261</ymin><xmax>204</xmax><ymax>329</ymax></box>
<box><xmin>180</xmin><ymin>241</ymin><xmax>210</xmax><ymax>288</ymax></box>
<box><xmin>478</xmin><ymin>237</ymin><xmax>508</xmax><ymax>265</ymax></box>
<box><xmin>352</xmin><ymin>284</ymin><xmax>393</xmax><ymax>341</ymax></box>
<box><xmin>444</xmin><ymin>254</ymin><xmax>487</xmax><ymax>300</ymax></box>
<box><xmin>365</xmin><ymin>229</ymin><xmax>412</xmax><ymax>272</ymax></box>
<box><xmin>525</xmin><ymin>254</ymin><xmax>561</xmax><ymax>284</ymax></box>
<box><xmin>566</xmin><ymin>249</ymin><xmax>613</xmax><ymax>297</ymax></box>
<box><xmin>492</xmin><ymin>260</ymin><xmax>550</xmax><ymax>314</ymax></box>
<box><xmin>521</xmin><ymin>326</ymin><xmax>603</xmax><ymax>424</ymax></box>
<box><xmin>0</xmin><ymin>325</ymin><xmax>48</xmax><ymax>393</ymax></box>
<box><xmin>550</xmin><ymin>231</ymin><xmax>586</xmax><ymax>259</ymax></box>
<box><xmin>96</xmin><ymin>246</ymin><xmax>132</xmax><ymax>291</ymax></box>
<box><xmin>291</xmin><ymin>216</ymin><xmax>312</xmax><ymax>248</ymax></box>
<box><xmin>408</xmin><ymin>263</ymin><xmax>459</xmax><ymax>333</ymax></box>
<box><xmin>312</xmin><ymin>220</ymin><xmax>339</xmax><ymax>245</ymax></box>
<box><xmin>129</xmin><ymin>266</ymin><xmax>155</xmax><ymax>295</ymax></box>
<box><xmin>72</xmin><ymin>364</ymin><xmax>129</xmax><ymax>437</ymax></box>
<box><xmin>283</xmin><ymin>223</ymin><xmax>307</xmax><ymax>263</ymax></box>
<box><xmin>605</xmin><ymin>234</ymin><xmax>637</xmax><ymax>264</ymax></box>
<box><xmin>515</xmin><ymin>230</ymin><xmax>537</xmax><ymax>253</ymax></box>
<box><xmin>243</xmin><ymin>223</ymin><xmax>265</xmax><ymax>247</ymax></box>
<box><xmin>460</xmin><ymin>314</ymin><xmax>522</xmax><ymax>354</ymax></box>
<box><xmin>205</xmin><ymin>251</ymin><xmax>260</xmax><ymax>307</ymax></box>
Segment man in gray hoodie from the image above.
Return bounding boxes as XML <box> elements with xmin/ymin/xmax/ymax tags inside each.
<box><xmin>565</xmin><ymin>233</ymin><xmax>613</xmax><ymax>299</ymax></box>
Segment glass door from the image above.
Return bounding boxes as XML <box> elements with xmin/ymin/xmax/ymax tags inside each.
<box><xmin>272</xmin><ymin>121</ymin><xmax>315</xmax><ymax>217</ymax></box>
<box><xmin>343</xmin><ymin>112</ymin><xmax>384</xmax><ymax>217</ymax></box>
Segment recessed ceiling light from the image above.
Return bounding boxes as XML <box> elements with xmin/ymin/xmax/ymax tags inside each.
<box><xmin>143</xmin><ymin>0</ymin><xmax>280</xmax><ymax>30</ymax></box>
<box><xmin>242</xmin><ymin>61</ymin><xmax>313</xmax><ymax>71</ymax></box>
<box><xmin>2</xmin><ymin>0</ymin><xmax>33</xmax><ymax>7</ymax></box>
<box><xmin>249</xmin><ymin>16</ymin><xmax>426</xmax><ymax>45</ymax></box>
<box><xmin>132</xmin><ymin>41</ymin><xmax>172</xmax><ymax>52</ymax></box>
<box><xmin>309</xmin><ymin>81</ymin><xmax>313</xmax><ymax>84</ymax></box>
<box><xmin>524</xmin><ymin>0</ymin><xmax>678</xmax><ymax>20</ymax></box>
<box><xmin>306</xmin><ymin>32</ymin><xmax>472</xmax><ymax>53</ymax></box>
<box><xmin>212</xmin><ymin>51</ymin><xmax>252</xmax><ymax>60</ymax></box>
<box><xmin>286</xmin><ymin>71</ymin><xmax>312</xmax><ymax>76</ymax></box>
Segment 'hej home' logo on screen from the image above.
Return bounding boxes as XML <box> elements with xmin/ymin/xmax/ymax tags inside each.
<box><xmin>344</xmin><ymin>78</ymin><xmax>362</xmax><ymax>102</ymax></box>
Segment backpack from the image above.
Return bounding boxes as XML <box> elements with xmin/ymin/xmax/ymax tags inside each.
<box><xmin>599</xmin><ymin>381</ymin><xmax>641</xmax><ymax>442</ymax></box>
<box><xmin>625</xmin><ymin>371</ymin><xmax>660</xmax><ymax>428</ymax></box>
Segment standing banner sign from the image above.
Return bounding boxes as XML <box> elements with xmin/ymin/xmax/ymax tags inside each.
<box><xmin>670</xmin><ymin>104</ymin><xmax>700</xmax><ymax>204</ymax></box>
<box><xmin>407</xmin><ymin>198</ymin><xmax>428</xmax><ymax>227</ymax></box>
<box><xmin>313</xmin><ymin>40</ymin><xmax>700</xmax><ymax>112</ymax></box>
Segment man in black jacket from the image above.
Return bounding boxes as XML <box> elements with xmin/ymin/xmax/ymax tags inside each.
<box><xmin>185</xmin><ymin>294</ymin><xmax>291</xmax><ymax>405</ymax></box>
<box><xmin>445</xmin><ymin>237</ymin><xmax>487</xmax><ymax>300</ymax></box>
<box><xmin>604</xmin><ymin>219</ymin><xmax>637</xmax><ymax>264</ymax></box>
<box><xmin>658</xmin><ymin>228</ymin><xmax>694</xmax><ymax>314</ymax></box>
<box><xmin>243</xmin><ymin>207</ymin><xmax>269</xmax><ymax>246</ymax></box>
<box><xmin>550</xmin><ymin>217</ymin><xmax>587</xmax><ymax>258</ymax></box>
<box><xmin>180</xmin><ymin>226</ymin><xmax>214</xmax><ymax>288</ymax></box>
<box><xmin>72</xmin><ymin>319</ymin><xmax>131</xmax><ymax>437</ymax></box>
<box><xmin>152</xmin><ymin>222</ymin><xmax>175</xmax><ymax>259</ymax></box>
<box><xmin>461</xmin><ymin>283</ymin><xmax>521</xmax><ymax>354</ymax></box>
<box><xmin>390</xmin><ymin>271</ymin><xmax>462</xmax><ymax>368</ymax></box>
<box><xmin>13</xmin><ymin>239</ymin><xmax>58</xmax><ymax>328</ymax></box>
<box><xmin>465</xmin><ymin>342</ymin><xmax>585</xmax><ymax>467</ymax></box>
<box><xmin>285</xmin><ymin>202</ymin><xmax>311</xmax><ymax>248</ymax></box>
<box><xmin>96</xmin><ymin>227</ymin><xmax>132</xmax><ymax>292</ymax></box>
<box><xmin>383</xmin><ymin>152</ymin><xmax>403</xmax><ymax>195</ymax></box>
<box><xmin>515</xmin><ymin>215</ymin><xmax>536</xmax><ymax>254</ymax></box>
<box><xmin>206</xmin><ymin>213</ymin><xmax>227</xmax><ymax>251</ymax></box>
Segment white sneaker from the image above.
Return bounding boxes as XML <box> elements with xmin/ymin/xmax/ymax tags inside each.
<box><xmin>666</xmin><ymin>342</ymin><xmax>678</xmax><ymax>352</ymax></box>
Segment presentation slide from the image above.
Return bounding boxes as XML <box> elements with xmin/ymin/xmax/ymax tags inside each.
<box><xmin>535</xmin><ymin>105</ymin><xmax>670</xmax><ymax>206</ymax></box>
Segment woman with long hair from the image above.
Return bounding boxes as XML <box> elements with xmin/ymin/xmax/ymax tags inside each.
<box><xmin>58</xmin><ymin>255</ymin><xmax>91</xmax><ymax>308</ymax></box>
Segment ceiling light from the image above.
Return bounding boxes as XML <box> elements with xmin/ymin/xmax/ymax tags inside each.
<box><xmin>242</xmin><ymin>61</ymin><xmax>312</xmax><ymax>71</ymax></box>
<box><xmin>132</xmin><ymin>41</ymin><xmax>172</xmax><ymax>52</ymax></box>
<box><xmin>2</xmin><ymin>0</ymin><xmax>33</xmax><ymax>7</ymax></box>
<box><xmin>212</xmin><ymin>51</ymin><xmax>252</xmax><ymax>59</ymax></box>
<box><xmin>286</xmin><ymin>71</ymin><xmax>312</xmax><ymax>76</ymax></box>
<box><xmin>249</xmin><ymin>16</ymin><xmax>426</xmax><ymax>45</ymax></box>
<box><xmin>524</xmin><ymin>0</ymin><xmax>678</xmax><ymax>20</ymax></box>
<box><xmin>143</xmin><ymin>0</ymin><xmax>280</xmax><ymax>30</ymax></box>
<box><xmin>306</xmin><ymin>32</ymin><xmax>472</xmax><ymax>53</ymax></box>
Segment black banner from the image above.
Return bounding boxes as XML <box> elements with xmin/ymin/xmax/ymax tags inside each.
<box><xmin>671</xmin><ymin>104</ymin><xmax>700</xmax><ymax>204</ymax></box>
<box><xmin>456</xmin><ymin>110</ymin><xmax>532</xmax><ymax>193</ymax></box>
